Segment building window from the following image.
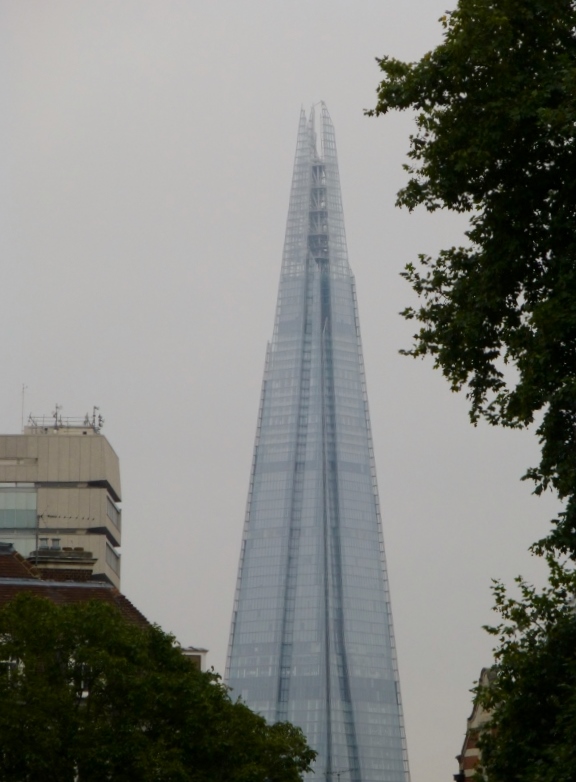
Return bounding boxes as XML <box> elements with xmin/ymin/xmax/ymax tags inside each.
<box><xmin>106</xmin><ymin>497</ymin><xmax>121</xmax><ymax>530</ymax></box>
<box><xmin>105</xmin><ymin>543</ymin><xmax>121</xmax><ymax>576</ymax></box>
<box><xmin>0</xmin><ymin>485</ymin><xmax>37</xmax><ymax>528</ymax></box>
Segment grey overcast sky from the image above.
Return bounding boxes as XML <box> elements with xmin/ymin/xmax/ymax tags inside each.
<box><xmin>0</xmin><ymin>2</ymin><xmax>559</xmax><ymax>780</ymax></box>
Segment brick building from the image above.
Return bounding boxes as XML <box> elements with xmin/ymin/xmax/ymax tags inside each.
<box><xmin>454</xmin><ymin>668</ymin><xmax>494</xmax><ymax>781</ymax></box>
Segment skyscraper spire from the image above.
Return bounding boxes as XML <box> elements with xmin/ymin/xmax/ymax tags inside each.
<box><xmin>226</xmin><ymin>105</ymin><xmax>409</xmax><ymax>782</ymax></box>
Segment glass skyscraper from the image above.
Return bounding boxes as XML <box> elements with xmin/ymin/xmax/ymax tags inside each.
<box><xmin>226</xmin><ymin>105</ymin><xmax>409</xmax><ymax>782</ymax></box>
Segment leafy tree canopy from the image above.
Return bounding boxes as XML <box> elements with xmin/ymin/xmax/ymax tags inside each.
<box><xmin>0</xmin><ymin>595</ymin><xmax>316</xmax><ymax>782</ymax></box>
<box><xmin>477</xmin><ymin>558</ymin><xmax>576</xmax><ymax>782</ymax></box>
<box><xmin>370</xmin><ymin>0</ymin><xmax>576</xmax><ymax>555</ymax></box>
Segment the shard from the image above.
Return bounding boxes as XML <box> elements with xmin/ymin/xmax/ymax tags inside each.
<box><xmin>226</xmin><ymin>104</ymin><xmax>409</xmax><ymax>782</ymax></box>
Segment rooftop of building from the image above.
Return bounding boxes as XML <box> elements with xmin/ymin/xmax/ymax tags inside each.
<box><xmin>0</xmin><ymin>543</ymin><xmax>40</xmax><ymax>579</ymax></box>
<box><xmin>0</xmin><ymin>543</ymin><xmax>149</xmax><ymax>627</ymax></box>
<box><xmin>24</xmin><ymin>406</ymin><xmax>105</xmax><ymax>436</ymax></box>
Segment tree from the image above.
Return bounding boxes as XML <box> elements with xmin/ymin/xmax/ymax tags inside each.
<box><xmin>476</xmin><ymin>558</ymin><xmax>576</xmax><ymax>782</ymax></box>
<box><xmin>0</xmin><ymin>594</ymin><xmax>316</xmax><ymax>782</ymax></box>
<box><xmin>369</xmin><ymin>0</ymin><xmax>576</xmax><ymax>556</ymax></box>
<box><xmin>370</xmin><ymin>2</ymin><xmax>576</xmax><ymax>776</ymax></box>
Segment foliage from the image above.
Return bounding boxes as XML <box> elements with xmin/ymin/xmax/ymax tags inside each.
<box><xmin>0</xmin><ymin>594</ymin><xmax>316</xmax><ymax>782</ymax></box>
<box><xmin>476</xmin><ymin>558</ymin><xmax>576</xmax><ymax>782</ymax></box>
<box><xmin>369</xmin><ymin>0</ymin><xmax>576</xmax><ymax>555</ymax></box>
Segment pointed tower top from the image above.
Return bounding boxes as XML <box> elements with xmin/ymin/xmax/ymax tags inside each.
<box><xmin>280</xmin><ymin>103</ymin><xmax>349</xmax><ymax>277</ymax></box>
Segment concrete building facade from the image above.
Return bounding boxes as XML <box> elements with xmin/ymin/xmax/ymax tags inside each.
<box><xmin>0</xmin><ymin>417</ymin><xmax>122</xmax><ymax>588</ymax></box>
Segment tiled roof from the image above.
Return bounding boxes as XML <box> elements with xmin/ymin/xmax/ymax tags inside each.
<box><xmin>0</xmin><ymin>550</ymin><xmax>150</xmax><ymax>627</ymax></box>
<box><xmin>0</xmin><ymin>550</ymin><xmax>40</xmax><ymax>580</ymax></box>
<box><xmin>0</xmin><ymin>580</ymin><xmax>150</xmax><ymax>627</ymax></box>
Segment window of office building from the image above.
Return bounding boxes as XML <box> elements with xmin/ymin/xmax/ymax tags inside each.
<box><xmin>0</xmin><ymin>484</ymin><xmax>37</xmax><ymax>528</ymax></box>
<box><xmin>106</xmin><ymin>543</ymin><xmax>121</xmax><ymax>576</ymax></box>
<box><xmin>106</xmin><ymin>496</ymin><xmax>121</xmax><ymax>530</ymax></box>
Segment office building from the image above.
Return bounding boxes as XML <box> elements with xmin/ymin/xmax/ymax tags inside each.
<box><xmin>226</xmin><ymin>105</ymin><xmax>409</xmax><ymax>782</ymax></box>
<box><xmin>0</xmin><ymin>411</ymin><xmax>121</xmax><ymax>588</ymax></box>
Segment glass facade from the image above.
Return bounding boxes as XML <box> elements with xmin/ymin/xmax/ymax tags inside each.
<box><xmin>226</xmin><ymin>105</ymin><xmax>409</xmax><ymax>782</ymax></box>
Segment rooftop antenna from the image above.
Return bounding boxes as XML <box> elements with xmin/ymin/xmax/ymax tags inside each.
<box><xmin>52</xmin><ymin>404</ymin><xmax>62</xmax><ymax>430</ymax></box>
<box><xmin>90</xmin><ymin>406</ymin><xmax>104</xmax><ymax>433</ymax></box>
<box><xmin>21</xmin><ymin>384</ymin><xmax>27</xmax><ymax>432</ymax></box>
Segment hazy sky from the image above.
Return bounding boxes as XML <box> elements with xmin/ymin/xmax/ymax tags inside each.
<box><xmin>0</xmin><ymin>3</ymin><xmax>559</xmax><ymax>780</ymax></box>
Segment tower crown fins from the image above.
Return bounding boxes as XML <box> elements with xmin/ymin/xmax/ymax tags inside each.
<box><xmin>280</xmin><ymin>103</ymin><xmax>350</xmax><ymax>277</ymax></box>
